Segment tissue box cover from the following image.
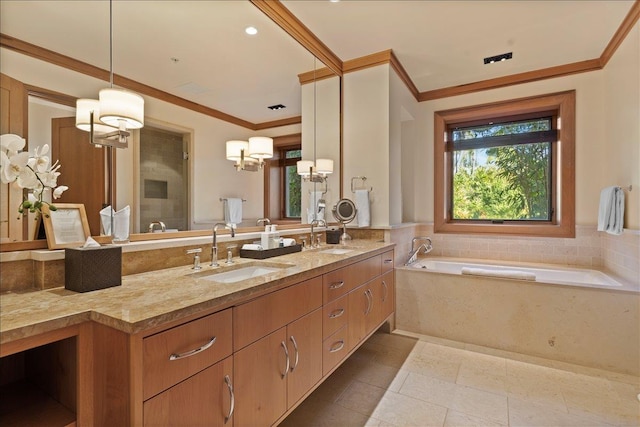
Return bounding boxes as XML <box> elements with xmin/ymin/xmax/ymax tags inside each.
<box><xmin>65</xmin><ymin>246</ymin><xmax>122</xmax><ymax>293</ymax></box>
<box><xmin>326</xmin><ymin>229</ymin><xmax>341</xmax><ymax>244</ymax></box>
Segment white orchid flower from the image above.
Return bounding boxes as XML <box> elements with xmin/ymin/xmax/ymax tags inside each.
<box><xmin>53</xmin><ymin>185</ymin><xmax>68</xmax><ymax>199</ymax></box>
<box><xmin>0</xmin><ymin>134</ymin><xmax>26</xmax><ymax>157</ymax></box>
<box><xmin>2</xmin><ymin>151</ymin><xmax>30</xmax><ymax>184</ymax></box>
<box><xmin>32</xmin><ymin>144</ymin><xmax>51</xmax><ymax>172</ymax></box>
<box><xmin>39</xmin><ymin>162</ymin><xmax>61</xmax><ymax>188</ymax></box>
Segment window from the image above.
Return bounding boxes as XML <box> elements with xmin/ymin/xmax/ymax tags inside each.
<box><xmin>264</xmin><ymin>134</ymin><xmax>302</xmax><ymax>221</ymax></box>
<box><xmin>434</xmin><ymin>91</ymin><xmax>575</xmax><ymax>237</ymax></box>
<box><xmin>281</xmin><ymin>148</ymin><xmax>302</xmax><ymax>218</ymax></box>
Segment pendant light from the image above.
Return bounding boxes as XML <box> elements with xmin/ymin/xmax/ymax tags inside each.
<box><xmin>75</xmin><ymin>0</ymin><xmax>144</xmax><ymax>148</ymax></box>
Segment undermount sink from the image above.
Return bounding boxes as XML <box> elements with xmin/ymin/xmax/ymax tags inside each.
<box><xmin>192</xmin><ymin>262</ymin><xmax>292</xmax><ymax>284</ymax></box>
<box><xmin>318</xmin><ymin>248</ymin><xmax>356</xmax><ymax>255</ymax></box>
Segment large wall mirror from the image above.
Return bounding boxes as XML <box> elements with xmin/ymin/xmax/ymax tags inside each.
<box><xmin>0</xmin><ymin>1</ymin><xmax>341</xmax><ymax>248</ymax></box>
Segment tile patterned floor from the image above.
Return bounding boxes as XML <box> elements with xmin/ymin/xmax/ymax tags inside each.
<box><xmin>280</xmin><ymin>331</ymin><xmax>640</xmax><ymax>427</ymax></box>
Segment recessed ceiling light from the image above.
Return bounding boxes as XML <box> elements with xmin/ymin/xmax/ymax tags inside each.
<box><xmin>330</xmin><ymin>0</ymin><xmax>340</xmax><ymax>3</ymax></box>
<box><xmin>484</xmin><ymin>52</ymin><xmax>513</xmax><ymax>64</ymax></box>
<box><xmin>268</xmin><ymin>104</ymin><xmax>286</xmax><ymax>111</ymax></box>
<box><xmin>245</xmin><ymin>26</ymin><xmax>258</xmax><ymax>35</ymax></box>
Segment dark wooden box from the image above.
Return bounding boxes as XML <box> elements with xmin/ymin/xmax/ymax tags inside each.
<box><xmin>240</xmin><ymin>244</ymin><xmax>302</xmax><ymax>259</ymax></box>
<box><xmin>64</xmin><ymin>246</ymin><xmax>122</xmax><ymax>293</ymax></box>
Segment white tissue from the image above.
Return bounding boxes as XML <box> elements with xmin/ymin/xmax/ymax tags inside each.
<box><xmin>82</xmin><ymin>236</ymin><xmax>101</xmax><ymax>248</ymax></box>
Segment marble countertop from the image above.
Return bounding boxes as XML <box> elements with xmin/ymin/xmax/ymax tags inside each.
<box><xmin>0</xmin><ymin>240</ymin><xmax>394</xmax><ymax>344</ymax></box>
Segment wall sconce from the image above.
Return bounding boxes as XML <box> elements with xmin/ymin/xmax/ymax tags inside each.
<box><xmin>226</xmin><ymin>136</ymin><xmax>273</xmax><ymax>171</ymax></box>
<box><xmin>297</xmin><ymin>158</ymin><xmax>333</xmax><ymax>182</ymax></box>
<box><xmin>74</xmin><ymin>0</ymin><xmax>144</xmax><ymax>148</ymax></box>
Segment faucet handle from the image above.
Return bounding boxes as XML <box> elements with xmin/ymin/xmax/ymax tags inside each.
<box><xmin>186</xmin><ymin>248</ymin><xmax>202</xmax><ymax>270</ymax></box>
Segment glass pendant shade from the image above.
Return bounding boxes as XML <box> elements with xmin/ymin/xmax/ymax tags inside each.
<box><xmin>248</xmin><ymin>136</ymin><xmax>273</xmax><ymax>160</ymax></box>
<box><xmin>75</xmin><ymin>98</ymin><xmax>118</xmax><ymax>134</ymax></box>
<box><xmin>98</xmin><ymin>88</ymin><xmax>145</xmax><ymax>129</ymax></box>
<box><xmin>315</xmin><ymin>158</ymin><xmax>334</xmax><ymax>175</ymax></box>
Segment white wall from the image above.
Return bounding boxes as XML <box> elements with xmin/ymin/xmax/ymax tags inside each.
<box><xmin>1</xmin><ymin>48</ymin><xmax>301</xmax><ymax>230</ymax></box>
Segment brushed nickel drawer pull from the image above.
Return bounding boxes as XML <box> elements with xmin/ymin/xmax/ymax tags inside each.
<box><xmin>364</xmin><ymin>289</ymin><xmax>372</xmax><ymax>315</ymax></box>
<box><xmin>280</xmin><ymin>341</ymin><xmax>290</xmax><ymax>379</ymax></box>
<box><xmin>224</xmin><ymin>374</ymin><xmax>234</xmax><ymax>424</ymax></box>
<box><xmin>169</xmin><ymin>336</ymin><xmax>216</xmax><ymax>361</ymax></box>
<box><xmin>329</xmin><ymin>308</ymin><xmax>345</xmax><ymax>319</ymax></box>
<box><xmin>382</xmin><ymin>280</ymin><xmax>388</xmax><ymax>302</ymax></box>
<box><xmin>329</xmin><ymin>281</ymin><xmax>344</xmax><ymax>290</ymax></box>
<box><xmin>290</xmin><ymin>336</ymin><xmax>299</xmax><ymax>372</ymax></box>
<box><xmin>329</xmin><ymin>340</ymin><xmax>345</xmax><ymax>353</ymax></box>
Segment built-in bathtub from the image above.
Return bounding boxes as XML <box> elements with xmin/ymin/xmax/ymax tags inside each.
<box><xmin>395</xmin><ymin>258</ymin><xmax>640</xmax><ymax>376</ymax></box>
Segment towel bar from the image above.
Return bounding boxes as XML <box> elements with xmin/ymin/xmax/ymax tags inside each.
<box><xmin>219</xmin><ymin>198</ymin><xmax>247</xmax><ymax>202</ymax></box>
<box><xmin>351</xmin><ymin>176</ymin><xmax>373</xmax><ymax>193</ymax></box>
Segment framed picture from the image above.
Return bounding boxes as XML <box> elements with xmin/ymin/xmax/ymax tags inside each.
<box><xmin>42</xmin><ymin>203</ymin><xmax>91</xmax><ymax>249</ymax></box>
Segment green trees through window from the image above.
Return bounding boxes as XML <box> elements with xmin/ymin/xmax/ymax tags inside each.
<box><xmin>450</xmin><ymin>118</ymin><xmax>553</xmax><ymax>221</ymax></box>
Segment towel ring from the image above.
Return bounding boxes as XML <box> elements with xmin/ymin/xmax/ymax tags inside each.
<box><xmin>351</xmin><ymin>176</ymin><xmax>373</xmax><ymax>193</ymax></box>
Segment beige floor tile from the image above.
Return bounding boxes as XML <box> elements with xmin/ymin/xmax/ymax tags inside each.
<box><xmin>386</xmin><ymin>368</ymin><xmax>410</xmax><ymax>393</ymax></box>
<box><xmin>450</xmin><ymin>385</ymin><xmax>509</xmax><ymax>425</ymax></box>
<box><xmin>443</xmin><ymin>409</ymin><xmax>507</xmax><ymax>426</ymax></box>
<box><xmin>403</xmin><ymin>350</ymin><xmax>461</xmax><ymax>382</ymax></box>
<box><xmin>337</xmin><ymin>380</ymin><xmax>387</xmax><ymax>416</ymax></box>
<box><xmin>281</xmin><ymin>399</ymin><xmax>375</xmax><ymax>427</ymax></box>
<box><xmin>398</xmin><ymin>372</ymin><xmax>457</xmax><ymax>408</ymax></box>
<box><xmin>505</xmin><ymin>360</ymin><xmax>568</xmax><ymax>410</ymax></box>
<box><xmin>508</xmin><ymin>396</ymin><xmax>615</xmax><ymax>427</ymax></box>
<box><xmin>370</xmin><ymin>390</ymin><xmax>448</xmax><ymax>427</ymax></box>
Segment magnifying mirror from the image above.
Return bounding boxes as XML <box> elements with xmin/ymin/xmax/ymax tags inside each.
<box><xmin>332</xmin><ymin>198</ymin><xmax>357</xmax><ymax>242</ymax></box>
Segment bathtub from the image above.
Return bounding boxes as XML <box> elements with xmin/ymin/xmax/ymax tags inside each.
<box><xmin>395</xmin><ymin>258</ymin><xmax>639</xmax><ymax>375</ymax></box>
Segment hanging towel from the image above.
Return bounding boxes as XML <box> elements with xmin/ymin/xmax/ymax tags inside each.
<box><xmin>309</xmin><ymin>192</ymin><xmax>324</xmax><ymax>222</ymax></box>
<box><xmin>99</xmin><ymin>205</ymin><xmax>130</xmax><ymax>240</ymax></box>
<box><xmin>355</xmin><ymin>189</ymin><xmax>370</xmax><ymax>227</ymax></box>
<box><xmin>224</xmin><ymin>198</ymin><xmax>243</xmax><ymax>225</ymax></box>
<box><xmin>597</xmin><ymin>186</ymin><xmax>624</xmax><ymax>235</ymax></box>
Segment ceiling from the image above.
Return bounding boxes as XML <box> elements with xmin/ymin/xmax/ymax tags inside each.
<box><xmin>0</xmin><ymin>0</ymin><xmax>636</xmax><ymax>126</ymax></box>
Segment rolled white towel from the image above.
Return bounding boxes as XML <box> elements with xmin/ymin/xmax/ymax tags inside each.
<box><xmin>461</xmin><ymin>267</ymin><xmax>536</xmax><ymax>281</ymax></box>
<box><xmin>241</xmin><ymin>244</ymin><xmax>263</xmax><ymax>251</ymax></box>
<box><xmin>282</xmin><ymin>238</ymin><xmax>296</xmax><ymax>247</ymax></box>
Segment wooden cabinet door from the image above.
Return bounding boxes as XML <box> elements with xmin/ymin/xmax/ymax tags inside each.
<box><xmin>143</xmin><ymin>356</ymin><xmax>234</xmax><ymax>427</ymax></box>
<box><xmin>234</xmin><ymin>327</ymin><xmax>287</xmax><ymax>426</ymax></box>
<box><xmin>347</xmin><ymin>283</ymin><xmax>372</xmax><ymax>352</ymax></box>
<box><xmin>379</xmin><ymin>270</ymin><xmax>395</xmax><ymax>322</ymax></box>
<box><xmin>286</xmin><ymin>308</ymin><xmax>322</xmax><ymax>408</ymax></box>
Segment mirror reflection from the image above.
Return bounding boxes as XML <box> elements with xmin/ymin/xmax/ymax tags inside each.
<box><xmin>0</xmin><ymin>1</ymin><xmax>341</xmax><ymax>247</ymax></box>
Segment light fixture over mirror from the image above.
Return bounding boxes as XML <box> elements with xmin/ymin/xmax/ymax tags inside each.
<box><xmin>74</xmin><ymin>0</ymin><xmax>144</xmax><ymax>148</ymax></box>
<box><xmin>226</xmin><ymin>136</ymin><xmax>273</xmax><ymax>171</ymax></box>
<box><xmin>297</xmin><ymin>158</ymin><xmax>333</xmax><ymax>182</ymax></box>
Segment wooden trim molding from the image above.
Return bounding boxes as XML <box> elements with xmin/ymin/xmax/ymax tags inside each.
<box><xmin>600</xmin><ymin>0</ymin><xmax>640</xmax><ymax>67</ymax></box>
<box><xmin>250</xmin><ymin>0</ymin><xmax>343</xmax><ymax>77</ymax></box>
<box><xmin>298</xmin><ymin>67</ymin><xmax>338</xmax><ymax>85</ymax></box>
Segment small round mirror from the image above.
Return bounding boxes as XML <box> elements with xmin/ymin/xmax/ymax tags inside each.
<box><xmin>333</xmin><ymin>199</ymin><xmax>357</xmax><ymax>223</ymax></box>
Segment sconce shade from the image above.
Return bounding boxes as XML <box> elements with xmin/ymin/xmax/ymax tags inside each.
<box><xmin>248</xmin><ymin>136</ymin><xmax>273</xmax><ymax>160</ymax></box>
<box><xmin>296</xmin><ymin>160</ymin><xmax>314</xmax><ymax>176</ymax></box>
<box><xmin>75</xmin><ymin>98</ymin><xmax>119</xmax><ymax>134</ymax></box>
<box><xmin>316</xmin><ymin>158</ymin><xmax>334</xmax><ymax>175</ymax></box>
<box><xmin>98</xmin><ymin>88</ymin><xmax>145</xmax><ymax>129</ymax></box>
<box><xmin>226</xmin><ymin>140</ymin><xmax>249</xmax><ymax>161</ymax></box>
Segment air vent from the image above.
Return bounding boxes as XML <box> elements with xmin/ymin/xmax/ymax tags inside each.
<box><xmin>267</xmin><ymin>104</ymin><xmax>286</xmax><ymax>110</ymax></box>
<box><xmin>483</xmin><ymin>52</ymin><xmax>513</xmax><ymax>64</ymax></box>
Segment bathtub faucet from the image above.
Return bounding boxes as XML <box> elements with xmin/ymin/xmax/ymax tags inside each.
<box><xmin>405</xmin><ymin>237</ymin><xmax>432</xmax><ymax>266</ymax></box>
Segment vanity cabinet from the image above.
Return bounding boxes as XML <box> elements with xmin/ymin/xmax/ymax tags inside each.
<box><xmin>142</xmin><ymin>309</ymin><xmax>234</xmax><ymax>426</ymax></box>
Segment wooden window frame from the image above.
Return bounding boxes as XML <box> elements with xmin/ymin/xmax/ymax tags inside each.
<box><xmin>434</xmin><ymin>91</ymin><xmax>575</xmax><ymax>238</ymax></box>
<box><xmin>263</xmin><ymin>134</ymin><xmax>301</xmax><ymax>222</ymax></box>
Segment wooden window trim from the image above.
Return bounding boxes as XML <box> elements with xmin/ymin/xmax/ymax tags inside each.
<box><xmin>434</xmin><ymin>91</ymin><xmax>575</xmax><ymax>238</ymax></box>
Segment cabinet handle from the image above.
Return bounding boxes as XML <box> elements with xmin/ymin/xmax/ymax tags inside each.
<box><xmin>169</xmin><ymin>336</ymin><xmax>216</xmax><ymax>361</ymax></box>
<box><xmin>289</xmin><ymin>336</ymin><xmax>299</xmax><ymax>372</ymax></box>
<box><xmin>329</xmin><ymin>281</ymin><xmax>344</xmax><ymax>290</ymax></box>
<box><xmin>329</xmin><ymin>308</ymin><xmax>345</xmax><ymax>319</ymax></box>
<box><xmin>364</xmin><ymin>289</ymin><xmax>372</xmax><ymax>315</ymax></box>
<box><xmin>329</xmin><ymin>340</ymin><xmax>345</xmax><ymax>353</ymax></box>
<box><xmin>224</xmin><ymin>374</ymin><xmax>234</xmax><ymax>424</ymax></box>
<box><xmin>384</xmin><ymin>259</ymin><xmax>393</xmax><ymax>264</ymax></box>
<box><xmin>280</xmin><ymin>341</ymin><xmax>290</xmax><ymax>379</ymax></box>
<box><xmin>382</xmin><ymin>280</ymin><xmax>388</xmax><ymax>302</ymax></box>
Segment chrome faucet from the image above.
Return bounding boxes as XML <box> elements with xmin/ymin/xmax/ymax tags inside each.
<box><xmin>211</xmin><ymin>222</ymin><xmax>236</xmax><ymax>267</ymax></box>
<box><xmin>310</xmin><ymin>219</ymin><xmax>326</xmax><ymax>248</ymax></box>
<box><xmin>148</xmin><ymin>221</ymin><xmax>166</xmax><ymax>233</ymax></box>
<box><xmin>405</xmin><ymin>237</ymin><xmax>433</xmax><ymax>266</ymax></box>
<box><xmin>256</xmin><ymin>218</ymin><xmax>271</xmax><ymax>227</ymax></box>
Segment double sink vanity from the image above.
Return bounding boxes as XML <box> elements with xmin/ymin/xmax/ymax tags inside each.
<box><xmin>0</xmin><ymin>239</ymin><xmax>395</xmax><ymax>426</ymax></box>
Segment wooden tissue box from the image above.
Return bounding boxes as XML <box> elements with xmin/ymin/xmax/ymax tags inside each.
<box><xmin>64</xmin><ymin>246</ymin><xmax>122</xmax><ymax>293</ymax></box>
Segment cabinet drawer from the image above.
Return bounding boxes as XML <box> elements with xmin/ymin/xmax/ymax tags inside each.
<box><xmin>322</xmin><ymin>325</ymin><xmax>349</xmax><ymax>376</ymax></box>
<box><xmin>322</xmin><ymin>255</ymin><xmax>381</xmax><ymax>303</ymax></box>
<box><xmin>143</xmin><ymin>309</ymin><xmax>232</xmax><ymax>400</ymax></box>
<box><xmin>234</xmin><ymin>276</ymin><xmax>322</xmax><ymax>350</ymax></box>
<box><xmin>322</xmin><ymin>293</ymin><xmax>348</xmax><ymax>339</ymax></box>
<box><xmin>381</xmin><ymin>250</ymin><xmax>394</xmax><ymax>273</ymax></box>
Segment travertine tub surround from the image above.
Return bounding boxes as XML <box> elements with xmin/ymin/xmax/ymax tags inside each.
<box><xmin>0</xmin><ymin>239</ymin><xmax>394</xmax><ymax>344</ymax></box>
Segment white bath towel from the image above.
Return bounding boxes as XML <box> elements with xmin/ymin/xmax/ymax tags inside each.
<box><xmin>597</xmin><ymin>186</ymin><xmax>624</xmax><ymax>235</ymax></box>
<box><xmin>461</xmin><ymin>267</ymin><xmax>536</xmax><ymax>281</ymax></box>
<box><xmin>309</xmin><ymin>191</ymin><xmax>324</xmax><ymax>222</ymax></box>
<box><xmin>99</xmin><ymin>205</ymin><xmax>130</xmax><ymax>240</ymax></box>
<box><xmin>355</xmin><ymin>189</ymin><xmax>370</xmax><ymax>227</ymax></box>
<box><xmin>224</xmin><ymin>198</ymin><xmax>243</xmax><ymax>225</ymax></box>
